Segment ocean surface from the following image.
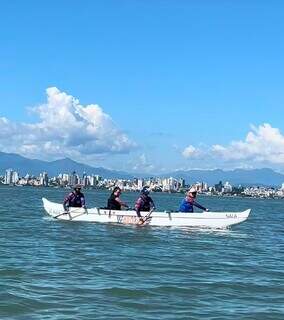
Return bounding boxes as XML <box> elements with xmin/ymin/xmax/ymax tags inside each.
<box><xmin>1</xmin><ymin>186</ymin><xmax>283</xmax><ymax>320</ymax></box>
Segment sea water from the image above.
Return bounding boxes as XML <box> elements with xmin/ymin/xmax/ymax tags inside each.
<box><xmin>1</xmin><ymin>186</ymin><xmax>283</xmax><ymax>319</ymax></box>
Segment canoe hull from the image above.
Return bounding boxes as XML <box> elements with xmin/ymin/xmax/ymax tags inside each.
<box><xmin>42</xmin><ymin>198</ymin><xmax>250</xmax><ymax>229</ymax></box>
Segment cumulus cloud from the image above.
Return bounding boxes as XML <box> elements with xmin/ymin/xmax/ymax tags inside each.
<box><xmin>211</xmin><ymin>124</ymin><xmax>284</xmax><ymax>164</ymax></box>
<box><xmin>182</xmin><ymin>123</ymin><xmax>284</xmax><ymax>168</ymax></box>
<box><xmin>0</xmin><ymin>87</ymin><xmax>137</xmax><ymax>160</ymax></box>
<box><xmin>131</xmin><ymin>154</ymin><xmax>155</xmax><ymax>173</ymax></box>
<box><xmin>182</xmin><ymin>145</ymin><xmax>202</xmax><ymax>159</ymax></box>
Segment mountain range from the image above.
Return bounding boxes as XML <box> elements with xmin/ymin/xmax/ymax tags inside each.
<box><xmin>0</xmin><ymin>151</ymin><xmax>284</xmax><ymax>186</ymax></box>
<box><xmin>0</xmin><ymin>152</ymin><xmax>133</xmax><ymax>179</ymax></box>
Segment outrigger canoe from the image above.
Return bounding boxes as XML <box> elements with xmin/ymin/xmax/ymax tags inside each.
<box><xmin>42</xmin><ymin>198</ymin><xmax>251</xmax><ymax>229</ymax></box>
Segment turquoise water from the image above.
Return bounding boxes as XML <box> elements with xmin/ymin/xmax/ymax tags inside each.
<box><xmin>1</xmin><ymin>186</ymin><xmax>283</xmax><ymax>319</ymax></box>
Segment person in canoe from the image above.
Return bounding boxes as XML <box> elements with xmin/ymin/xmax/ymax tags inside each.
<box><xmin>179</xmin><ymin>186</ymin><xmax>209</xmax><ymax>212</ymax></box>
<box><xmin>107</xmin><ymin>186</ymin><xmax>129</xmax><ymax>210</ymax></box>
<box><xmin>63</xmin><ymin>184</ymin><xmax>86</xmax><ymax>212</ymax></box>
<box><xmin>135</xmin><ymin>186</ymin><xmax>156</xmax><ymax>223</ymax></box>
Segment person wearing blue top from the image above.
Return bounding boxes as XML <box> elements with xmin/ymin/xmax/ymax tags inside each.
<box><xmin>179</xmin><ymin>187</ymin><xmax>209</xmax><ymax>213</ymax></box>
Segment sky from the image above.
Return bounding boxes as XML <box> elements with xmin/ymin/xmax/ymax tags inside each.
<box><xmin>1</xmin><ymin>0</ymin><xmax>284</xmax><ymax>173</ymax></box>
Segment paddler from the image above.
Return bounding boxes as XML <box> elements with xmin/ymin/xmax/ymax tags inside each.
<box><xmin>63</xmin><ymin>184</ymin><xmax>86</xmax><ymax>212</ymax></box>
<box><xmin>135</xmin><ymin>186</ymin><xmax>156</xmax><ymax>223</ymax></box>
<box><xmin>107</xmin><ymin>186</ymin><xmax>129</xmax><ymax>210</ymax></box>
<box><xmin>179</xmin><ymin>186</ymin><xmax>209</xmax><ymax>212</ymax></box>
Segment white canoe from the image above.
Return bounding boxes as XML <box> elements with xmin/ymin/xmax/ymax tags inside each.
<box><xmin>42</xmin><ymin>198</ymin><xmax>251</xmax><ymax>229</ymax></box>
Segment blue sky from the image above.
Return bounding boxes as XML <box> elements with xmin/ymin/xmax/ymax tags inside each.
<box><xmin>1</xmin><ymin>0</ymin><xmax>284</xmax><ymax>173</ymax></box>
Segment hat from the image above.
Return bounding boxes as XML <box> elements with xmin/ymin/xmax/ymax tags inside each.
<box><xmin>73</xmin><ymin>184</ymin><xmax>82</xmax><ymax>189</ymax></box>
<box><xmin>188</xmin><ymin>186</ymin><xmax>197</xmax><ymax>193</ymax></box>
<box><xmin>141</xmin><ymin>186</ymin><xmax>150</xmax><ymax>195</ymax></box>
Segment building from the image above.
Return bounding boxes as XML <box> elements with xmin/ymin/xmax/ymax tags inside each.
<box><xmin>224</xmin><ymin>181</ymin><xmax>233</xmax><ymax>193</ymax></box>
<box><xmin>12</xmin><ymin>171</ymin><xmax>19</xmax><ymax>184</ymax></box>
<box><xmin>69</xmin><ymin>171</ymin><xmax>79</xmax><ymax>186</ymax></box>
<box><xmin>39</xmin><ymin>172</ymin><xmax>49</xmax><ymax>186</ymax></box>
<box><xmin>179</xmin><ymin>178</ymin><xmax>186</xmax><ymax>188</ymax></box>
<box><xmin>4</xmin><ymin>169</ymin><xmax>20</xmax><ymax>185</ymax></box>
<box><xmin>214</xmin><ymin>181</ymin><xmax>223</xmax><ymax>193</ymax></box>
<box><xmin>4</xmin><ymin>169</ymin><xmax>13</xmax><ymax>184</ymax></box>
<box><xmin>162</xmin><ymin>177</ymin><xmax>179</xmax><ymax>192</ymax></box>
<box><xmin>137</xmin><ymin>179</ymin><xmax>144</xmax><ymax>190</ymax></box>
<box><xmin>82</xmin><ymin>173</ymin><xmax>89</xmax><ymax>188</ymax></box>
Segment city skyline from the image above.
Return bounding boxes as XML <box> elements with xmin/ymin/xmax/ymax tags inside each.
<box><xmin>2</xmin><ymin>167</ymin><xmax>284</xmax><ymax>200</ymax></box>
<box><xmin>1</xmin><ymin>1</ymin><xmax>284</xmax><ymax>173</ymax></box>
<box><xmin>1</xmin><ymin>150</ymin><xmax>284</xmax><ymax>186</ymax></box>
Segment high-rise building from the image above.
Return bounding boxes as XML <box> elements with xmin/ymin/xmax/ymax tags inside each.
<box><xmin>179</xmin><ymin>178</ymin><xmax>186</xmax><ymax>188</ymax></box>
<box><xmin>12</xmin><ymin>171</ymin><xmax>19</xmax><ymax>184</ymax></box>
<box><xmin>203</xmin><ymin>183</ymin><xmax>208</xmax><ymax>191</ymax></box>
<box><xmin>4</xmin><ymin>169</ymin><xmax>13</xmax><ymax>184</ymax></box>
<box><xmin>161</xmin><ymin>177</ymin><xmax>179</xmax><ymax>191</ymax></box>
<box><xmin>69</xmin><ymin>171</ymin><xmax>78</xmax><ymax>186</ymax></box>
<box><xmin>214</xmin><ymin>181</ymin><xmax>223</xmax><ymax>192</ymax></box>
<box><xmin>224</xmin><ymin>181</ymin><xmax>232</xmax><ymax>193</ymax></box>
<box><xmin>168</xmin><ymin>177</ymin><xmax>178</xmax><ymax>191</ymax></box>
<box><xmin>82</xmin><ymin>175</ymin><xmax>89</xmax><ymax>188</ymax></box>
<box><xmin>40</xmin><ymin>172</ymin><xmax>49</xmax><ymax>186</ymax></box>
<box><xmin>62</xmin><ymin>174</ymin><xmax>69</xmax><ymax>182</ymax></box>
<box><xmin>94</xmin><ymin>175</ymin><xmax>102</xmax><ymax>182</ymax></box>
<box><xmin>89</xmin><ymin>175</ymin><xmax>96</xmax><ymax>187</ymax></box>
<box><xmin>137</xmin><ymin>179</ymin><xmax>144</xmax><ymax>189</ymax></box>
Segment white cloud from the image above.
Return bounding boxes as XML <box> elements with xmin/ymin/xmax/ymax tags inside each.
<box><xmin>182</xmin><ymin>145</ymin><xmax>202</xmax><ymax>159</ymax></box>
<box><xmin>0</xmin><ymin>87</ymin><xmax>137</xmax><ymax>160</ymax></box>
<box><xmin>131</xmin><ymin>153</ymin><xmax>155</xmax><ymax>173</ymax></box>
<box><xmin>182</xmin><ymin>123</ymin><xmax>284</xmax><ymax>168</ymax></box>
<box><xmin>211</xmin><ymin>123</ymin><xmax>284</xmax><ymax>164</ymax></box>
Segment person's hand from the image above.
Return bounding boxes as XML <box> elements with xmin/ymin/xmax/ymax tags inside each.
<box><xmin>205</xmin><ymin>208</ymin><xmax>209</xmax><ymax>212</ymax></box>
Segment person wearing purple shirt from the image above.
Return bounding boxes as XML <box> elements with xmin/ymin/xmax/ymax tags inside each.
<box><xmin>135</xmin><ymin>186</ymin><xmax>155</xmax><ymax>222</ymax></box>
<box><xmin>63</xmin><ymin>184</ymin><xmax>86</xmax><ymax>212</ymax></box>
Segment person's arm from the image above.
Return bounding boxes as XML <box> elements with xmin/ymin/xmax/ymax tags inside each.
<box><xmin>135</xmin><ymin>198</ymin><xmax>143</xmax><ymax>217</ymax></box>
<box><xmin>193</xmin><ymin>200</ymin><xmax>208</xmax><ymax>211</ymax></box>
<box><xmin>81</xmin><ymin>194</ymin><xmax>86</xmax><ymax>209</ymax></box>
<box><xmin>149</xmin><ymin>197</ymin><xmax>156</xmax><ymax>210</ymax></box>
<box><xmin>63</xmin><ymin>193</ymin><xmax>72</xmax><ymax>211</ymax></box>
<box><xmin>115</xmin><ymin>197</ymin><xmax>128</xmax><ymax>208</ymax></box>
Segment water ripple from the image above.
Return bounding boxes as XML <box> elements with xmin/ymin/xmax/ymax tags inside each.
<box><xmin>0</xmin><ymin>187</ymin><xmax>283</xmax><ymax>319</ymax></box>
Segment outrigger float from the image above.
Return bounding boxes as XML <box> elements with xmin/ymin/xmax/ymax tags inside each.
<box><xmin>42</xmin><ymin>198</ymin><xmax>251</xmax><ymax>229</ymax></box>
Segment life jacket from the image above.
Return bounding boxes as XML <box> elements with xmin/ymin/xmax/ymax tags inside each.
<box><xmin>65</xmin><ymin>192</ymin><xmax>85</xmax><ymax>207</ymax></box>
<box><xmin>107</xmin><ymin>194</ymin><xmax>121</xmax><ymax>210</ymax></box>
<box><xmin>136</xmin><ymin>195</ymin><xmax>152</xmax><ymax>211</ymax></box>
<box><xmin>179</xmin><ymin>197</ymin><xmax>194</xmax><ymax>212</ymax></box>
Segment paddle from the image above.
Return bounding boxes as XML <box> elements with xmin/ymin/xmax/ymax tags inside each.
<box><xmin>54</xmin><ymin>211</ymin><xmax>70</xmax><ymax>219</ymax></box>
<box><xmin>54</xmin><ymin>207</ymin><xmax>86</xmax><ymax>220</ymax></box>
<box><xmin>139</xmin><ymin>207</ymin><xmax>155</xmax><ymax>225</ymax></box>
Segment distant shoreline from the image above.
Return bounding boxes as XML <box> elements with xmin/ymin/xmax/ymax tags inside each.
<box><xmin>1</xmin><ymin>184</ymin><xmax>283</xmax><ymax>200</ymax></box>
